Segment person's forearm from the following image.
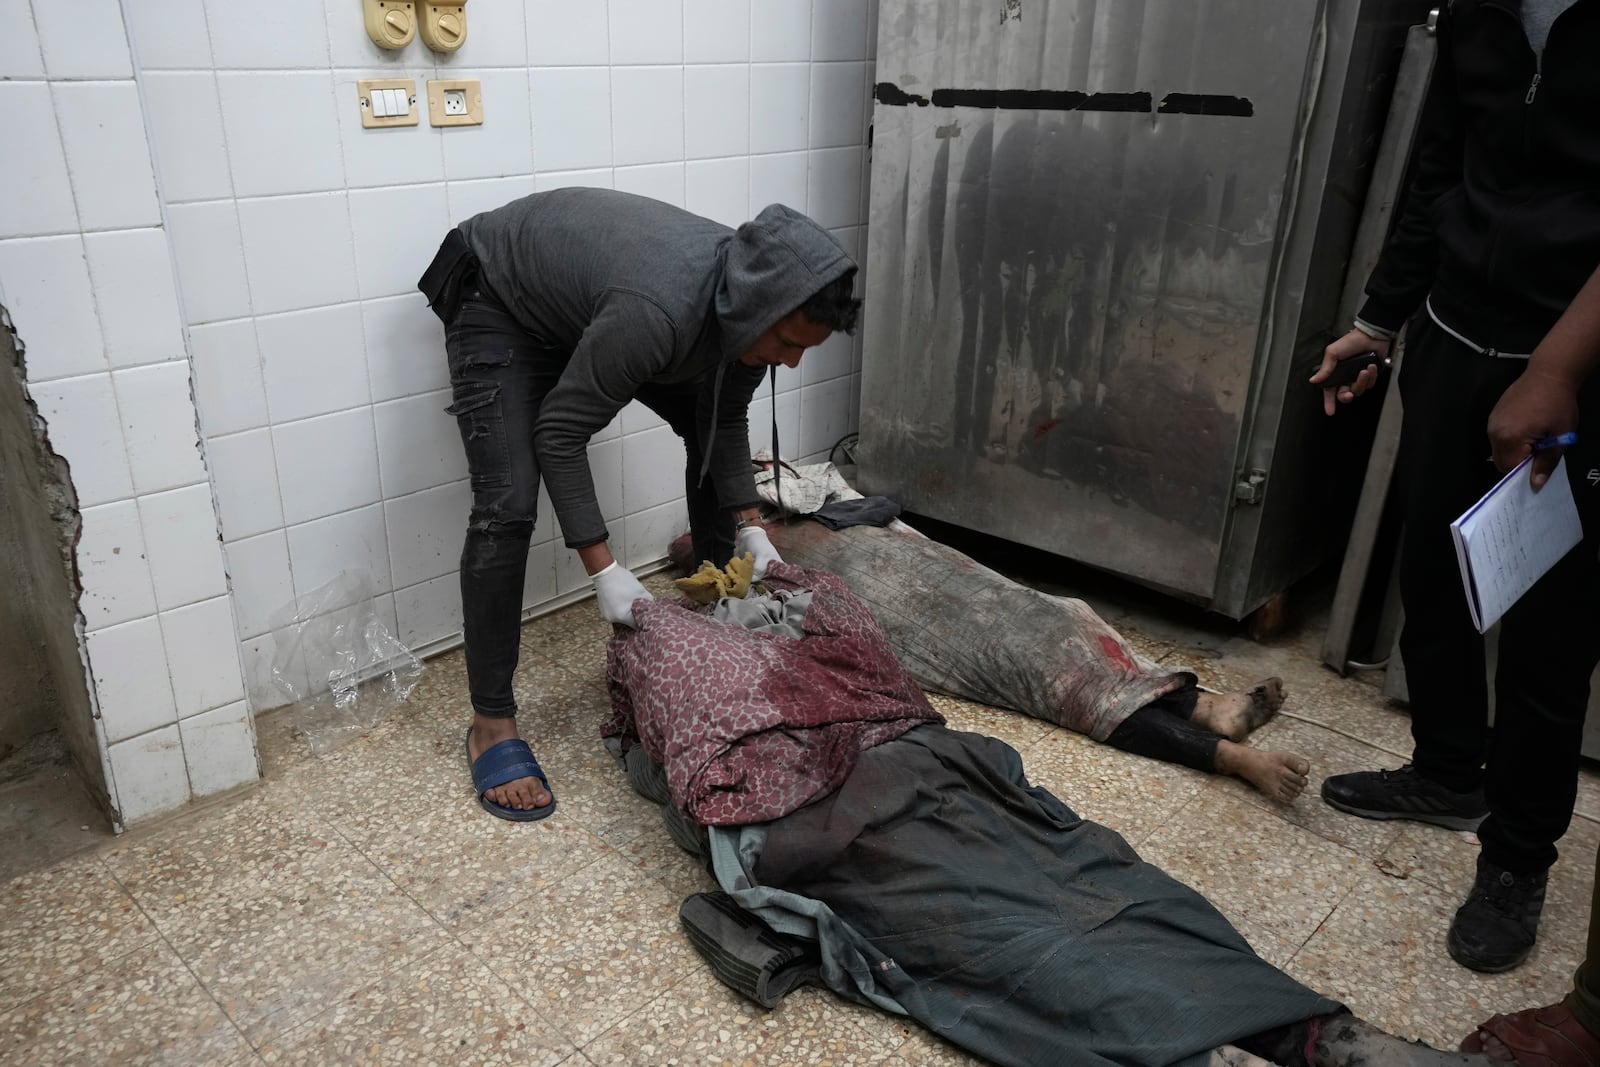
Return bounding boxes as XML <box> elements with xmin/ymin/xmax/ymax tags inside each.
<box><xmin>1526</xmin><ymin>264</ymin><xmax>1600</xmax><ymax>386</ymax></box>
<box><xmin>577</xmin><ymin>541</ymin><xmax>614</xmax><ymax>575</ymax></box>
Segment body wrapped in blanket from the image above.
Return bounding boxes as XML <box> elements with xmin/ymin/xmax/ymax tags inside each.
<box><xmin>604</xmin><ymin>563</ymin><xmax>1490</xmax><ymax>1067</ymax></box>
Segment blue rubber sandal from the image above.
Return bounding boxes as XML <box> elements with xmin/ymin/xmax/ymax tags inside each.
<box><xmin>466</xmin><ymin>729</ymin><xmax>558</xmax><ymax>822</ymax></box>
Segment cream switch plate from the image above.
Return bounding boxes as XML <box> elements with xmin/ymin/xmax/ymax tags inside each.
<box><xmin>357</xmin><ymin>78</ymin><xmax>419</xmax><ymax>128</ymax></box>
<box><xmin>362</xmin><ymin>0</ymin><xmax>416</xmax><ymax>49</ymax></box>
<box><xmin>418</xmin><ymin>0</ymin><xmax>467</xmax><ymax>52</ymax></box>
<box><xmin>426</xmin><ymin>78</ymin><xmax>483</xmax><ymax>127</ymax></box>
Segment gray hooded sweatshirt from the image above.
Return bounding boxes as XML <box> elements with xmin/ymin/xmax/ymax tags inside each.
<box><xmin>458</xmin><ymin>189</ymin><xmax>854</xmax><ymax>549</ymax></box>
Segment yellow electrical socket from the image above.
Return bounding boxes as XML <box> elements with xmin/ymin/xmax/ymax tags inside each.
<box><xmin>362</xmin><ymin>0</ymin><xmax>416</xmax><ymax>49</ymax></box>
<box><xmin>427</xmin><ymin>78</ymin><xmax>483</xmax><ymax>127</ymax></box>
<box><xmin>358</xmin><ymin>78</ymin><xmax>419</xmax><ymax>128</ymax></box>
<box><xmin>418</xmin><ymin>0</ymin><xmax>467</xmax><ymax>52</ymax></box>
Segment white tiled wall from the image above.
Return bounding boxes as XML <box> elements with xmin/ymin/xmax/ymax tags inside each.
<box><xmin>2</xmin><ymin>0</ymin><xmax>875</xmax><ymax>824</ymax></box>
<box><xmin>0</xmin><ymin>0</ymin><xmax>256</xmax><ymax>824</ymax></box>
<box><xmin>131</xmin><ymin>0</ymin><xmax>876</xmax><ymax>716</ymax></box>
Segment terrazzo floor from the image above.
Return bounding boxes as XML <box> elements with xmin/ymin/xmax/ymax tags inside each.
<box><xmin>2</xmin><ymin>569</ymin><xmax>1596</xmax><ymax>1066</ymax></box>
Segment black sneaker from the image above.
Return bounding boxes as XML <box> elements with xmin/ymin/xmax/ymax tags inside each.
<box><xmin>1447</xmin><ymin>857</ymin><xmax>1547</xmax><ymax>973</ymax></box>
<box><xmin>1319</xmin><ymin>764</ymin><xmax>1487</xmax><ymax>831</ymax></box>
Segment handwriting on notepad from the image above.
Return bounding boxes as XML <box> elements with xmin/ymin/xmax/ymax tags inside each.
<box><xmin>1451</xmin><ymin>456</ymin><xmax>1583</xmax><ymax>634</ymax></box>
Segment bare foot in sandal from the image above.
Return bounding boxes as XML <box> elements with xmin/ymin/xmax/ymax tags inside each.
<box><xmin>469</xmin><ymin>715</ymin><xmax>553</xmax><ymax>811</ymax></box>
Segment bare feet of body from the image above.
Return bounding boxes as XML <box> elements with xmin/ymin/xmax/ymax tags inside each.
<box><xmin>1193</xmin><ymin>678</ymin><xmax>1286</xmax><ymax>742</ymax></box>
<box><xmin>1216</xmin><ymin>740</ymin><xmax>1310</xmax><ymax>803</ymax></box>
<box><xmin>468</xmin><ymin>714</ymin><xmax>552</xmax><ymax>810</ymax></box>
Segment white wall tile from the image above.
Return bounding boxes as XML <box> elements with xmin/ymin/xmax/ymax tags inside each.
<box><xmin>178</xmin><ymin>701</ymin><xmax>258</xmax><ymax>796</ymax></box>
<box><xmin>522</xmin><ymin>539</ymin><xmax>557</xmax><ymax>607</ymax></box>
<box><xmin>685</xmin><ymin>157</ymin><xmax>750</xmax><ymax>228</ymax></box>
<box><xmin>53</xmin><ymin>81</ymin><xmax>161</xmax><ymax>231</ymax></box>
<box><xmin>394</xmin><ymin>573</ymin><xmax>463</xmax><ymax>648</ymax></box>
<box><xmin>534</xmin><ymin>169</ymin><xmax>615</xmax><ymax>192</ymax></box>
<box><xmin>84</xmin><ymin>228</ymin><xmax>185</xmax><ymax>369</ymax></box>
<box><xmin>124</xmin><ymin>0</ymin><xmax>212</xmax><ymax>69</ymax></box>
<box><xmin>373</xmin><ymin>390</ymin><xmax>466</xmax><ymax>498</ymax></box>
<box><xmin>436</xmin><ymin>0</ymin><xmax>527</xmax><ymax>68</ymax></box>
<box><xmin>113</xmin><ymin>362</ymin><xmax>207</xmax><ymax>494</ymax></box>
<box><xmin>0</xmin><ymin>236</ymin><xmax>104</xmax><ymax>380</ymax></box>
<box><xmin>0</xmin><ymin>0</ymin><xmax>44</xmax><ymax>78</ymax></box>
<box><xmin>237</xmin><ymin>192</ymin><xmax>358</xmax><ymax>315</ymax></box>
<box><xmin>78</xmin><ymin>499</ymin><xmax>158</xmax><ymax>630</ymax></box>
<box><xmin>749</xmin><ymin>64</ymin><xmax>809</xmax><ymax>153</ymax></box>
<box><xmin>531</xmin><ymin>67</ymin><xmax>612</xmax><ymax>171</ymax></box>
<box><xmin>87</xmin><ymin>616</ymin><xmax>176</xmax><ymax>744</ymax></box>
<box><xmin>142</xmin><ymin>72</ymin><xmax>232</xmax><ymax>203</ymax></box>
<box><xmin>165</xmin><ymin>201</ymin><xmax>252</xmax><ymax>324</ymax></box>
<box><xmin>587</xmin><ymin>437</ymin><xmax>625</xmax><ymax>522</ymax></box>
<box><xmin>33</xmin><ymin>0</ymin><xmax>132</xmax><ymax>78</ymax></box>
<box><xmin>363</xmin><ymin>294</ymin><xmax>448</xmax><ymax>402</ymax></box>
<box><xmin>620</xmin><ymin>398</ymin><xmax>666</xmax><ymax>435</ymax></box>
<box><xmin>528</xmin><ymin>0</ymin><xmax>610</xmax><ymax>65</ymax></box>
<box><xmin>30</xmin><ymin>373</ymin><xmax>133</xmax><ymax>508</ymax></box>
<box><xmin>801</xmin><ymin>326</ymin><xmax>853</xmax><ymax>384</ymax></box>
<box><xmin>611</xmin><ymin>66</ymin><xmax>683</xmax><ymax>167</ymax></box>
<box><xmin>612</xmin><ymin>163</ymin><xmax>685</xmax><ymax>208</ymax></box>
<box><xmin>753</xmin><ymin>359</ymin><xmax>801</xmax><ymax>398</ymax></box>
<box><xmin>798</xmin><ymin>375</ymin><xmax>853</xmax><ymax>457</ymax></box>
<box><xmin>206</xmin><ymin>429</ymin><xmax>284</xmax><ymax>540</ymax></box>
<box><xmin>337</xmin><ymin>72</ymin><xmax>446</xmax><ymax>189</ymax></box>
<box><xmin>609</xmin><ymin>0</ymin><xmax>683</xmax><ymax>64</ymax></box>
<box><xmin>218</xmin><ymin>72</ymin><xmax>344</xmax><ymax>198</ymax></box>
<box><xmin>160</xmin><ymin>597</ymin><xmax>246</xmax><ymax>718</ymax></box>
<box><xmin>107</xmin><ymin>724</ymin><xmax>190</xmax><ymax>823</ymax></box>
<box><xmin>746</xmin><ymin>388</ymin><xmax>799</xmax><ymax>459</ymax></box>
<box><xmin>624</xmin><ymin>498</ymin><xmax>689</xmax><ymax>569</ymax></box>
<box><xmin>240</xmin><ymin>634</ymin><xmax>291</xmax><ymax>713</ymax></box>
<box><xmin>273</xmin><ymin>407</ymin><xmax>383</xmax><ymax>526</ymax></box>
<box><xmin>386</xmin><ymin>479</ymin><xmax>468</xmax><ymax>588</ymax></box>
<box><xmin>806</xmin><ymin>145</ymin><xmax>863</xmax><ymax>228</ymax></box>
<box><xmin>685</xmin><ymin>65</ymin><xmax>749</xmax><ymax>160</ymax></box>
<box><xmin>866</xmin><ymin>0</ymin><xmax>880</xmax><ymax>53</ymax></box>
<box><xmin>752</xmin><ymin>0</ymin><xmax>812</xmax><ymax>62</ymax></box>
<box><xmin>812</xmin><ymin>0</ymin><xmax>870</xmax><ymax>61</ymax></box>
<box><xmin>352</xmin><ymin>184</ymin><xmax>450</xmax><ymax>301</ymax></box>
<box><xmin>0</xmin><ymin>84</ymin><xmax>77</xmax><ymax>237</ymax></box>
<box><xmin>190</xmin><ymin>319</ymin><xmax>267</xmax><ymax>437</ymax></box>
<box><xmin>849</xmin><ymin>368</ymin><xmax>861</xmax><ymax>431</ymax></box>
<box><xmin>207</xmin><ymin>0</ymin><xmax>330</xmax><ymax>68</ymax></box>
<box><xmin>441</xmin><ymin>69</ymin><xmax>534</xmax><ymax>181</ymax></box>
<box><xmin>683</xmin><ymin>0</ymin><xmax>750</xmax><ymax>63</ymax></box>
<box><xmin>622</xmin><ymin>425</ymin><xmax>687</xmax><ymax>512</ymax></box>
<box><xmin>748</xmin><ymin>151</ymin><xmax>808</xmax><ymax>213</ymax></box>
<box><xmin>446</xmin><ymin>175</ymin><xmax>535</xmax><ymax>226</ymax></box>
<box><xmin>285</xmin><ymin>502</ymin><xmax>392</xmax><ymax>598</ymax></box>
<box><xmin>554</xmin><ymin>535</ymin><xmax>591</xmax><ymax>595</ymax></box>
<box><xmin>139</xmin><ymin>483</ymin><xmax>229</xmax><ymax>610</ymax></box>
<box><xmin>323</xmin><ymin>1</ymin><xmax>415</xmax><ymax>67</ymax></box>
<box><xmin>224</xmin><ymin>530</ymin><xmax>294</xmax><ymax>638</ymax></box>
<box><xmin>256</xmin><ymin>303</ymin><xmax>371</xmax><ymax>424</ymax></box>
<box><xmin>809</xmin><ymin>61</ymin><xmax>866</xmax><ymax>148</ymax></box>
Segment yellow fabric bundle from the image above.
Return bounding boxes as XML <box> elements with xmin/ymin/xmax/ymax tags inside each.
<box><xmin>674</xmin><ymin>552</ymin><xmax>755</xmax><ymax>604</ymax></box>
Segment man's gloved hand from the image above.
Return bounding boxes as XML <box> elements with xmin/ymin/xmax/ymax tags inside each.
<box><xmin>592</xmin><ymin>561</ymin><xmax>654</xmax><ymax>627</ymax></box>
<box><xmin>736</xmin><ymin>524</ymin><xmax>783</xmax><ymax>580</ymax></box>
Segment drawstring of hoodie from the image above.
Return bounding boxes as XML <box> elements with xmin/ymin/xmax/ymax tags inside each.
<box><xmin>769</xmin><ymin>364</ymin><xmax>781</xmax><ymax>514</ymax></box>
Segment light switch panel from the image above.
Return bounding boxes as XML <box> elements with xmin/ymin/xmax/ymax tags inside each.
<box><xmin>363</xmin><ymin>0</ymin><xmax>416</xmax><ymax>49</ymax></box>
<box><xmin>426</xmin><ymin>78</ymin><xmax>483</xmax><ymax>127</ymax></box>
<box><xmin>357</xmin><ymin>78</ymin><xmax>419</xmax><ymax>128</ymax></box>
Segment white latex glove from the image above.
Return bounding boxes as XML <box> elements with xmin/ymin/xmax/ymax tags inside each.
<box><xmin>592</xmin><ymin>562</ymin><xmax>654</xmax><ymax>627</ymax></box>
<box><xmin>736</xmin><ymin>525</ymin><xmax>783</xmax><ymax>580</ymax></box>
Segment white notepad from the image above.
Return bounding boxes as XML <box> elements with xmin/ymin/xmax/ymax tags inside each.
<box><xmin>1450</xmin><ymin>456</ymin><xmax>1582</xmax><ymax>634</ymax></box>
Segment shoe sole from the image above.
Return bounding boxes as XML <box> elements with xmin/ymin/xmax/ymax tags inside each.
<box><xmin>1446</xmin><ymin>926</ymin><xmax>1532</xmax><ymax>974</ymax></box>
<box><xmin>1322</xmin><ymin>794</ymin><xmax>1486</xmax><ymax>832</ymax></box>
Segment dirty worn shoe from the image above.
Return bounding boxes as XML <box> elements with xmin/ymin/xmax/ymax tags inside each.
<box><xmin>1320</xmin><ymin>764</ymin><xmax>1487</xmax><ymax>831</ymax></box>
<box><xmin>1447</xmin><ymin>857</ymin><xmax>1547</xmax><ymax>973</ymax></box>
<box><xmin>1460</xmin><ymin>1001</ymin><xmax>1600</xmax><ymax>1065</ymax></box>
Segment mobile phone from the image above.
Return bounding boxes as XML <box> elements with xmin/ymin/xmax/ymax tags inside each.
<box><xmin>1315</xmin><ymin>351</ymin><xmax>1386</xmax><ymax>389</ymax></box>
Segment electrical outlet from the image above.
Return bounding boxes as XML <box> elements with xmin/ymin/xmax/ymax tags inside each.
<box><xmin>426</xmin><ymin>78</ymin><xmax>483</xmax><ymax>127</ymax></box>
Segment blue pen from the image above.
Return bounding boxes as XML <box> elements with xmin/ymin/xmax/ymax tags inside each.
<box><xmin>1533</xmin><ymin>431</ymin><xmax>1579</xmax><ymax>451</ymax></box>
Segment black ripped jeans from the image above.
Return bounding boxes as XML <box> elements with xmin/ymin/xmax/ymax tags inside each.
<box><xmin>445</xmin><ymin>273</ymin><xmax>734</xmax><ymax>719</ymax></box>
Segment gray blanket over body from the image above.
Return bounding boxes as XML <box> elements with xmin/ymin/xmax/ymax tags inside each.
<box><xmin>766</xmin><ymin>520</ymin><xmax>1194</xmax><ymax>741</ymax></box>
<box><xmin>697</xmin><ymin>724</ymin><xmax>1337</xmax><ymax>1067</ymax></box>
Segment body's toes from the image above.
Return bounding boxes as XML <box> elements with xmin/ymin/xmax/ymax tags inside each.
<box><xmin>490</xmin><ymin>777</ymin><xmax>551</xmax><ymax>810</ymax></box>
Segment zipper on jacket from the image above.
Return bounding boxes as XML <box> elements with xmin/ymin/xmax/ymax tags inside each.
<box><xmin>1525</xmin><ymin>72</ymin><xmax>1540</xmax><ymax>103</ymax></box>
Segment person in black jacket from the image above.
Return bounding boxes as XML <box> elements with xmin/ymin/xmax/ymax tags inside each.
<box><xmin>1311</xmin><ymin>0</ymin><xmax>1600</xmax><ymax>974</ymax></box>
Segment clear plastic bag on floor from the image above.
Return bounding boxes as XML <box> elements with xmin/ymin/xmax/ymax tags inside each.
<box><xmin>267</xmin><ymin>570</ymin><xmax>422</xmax><ymax>756</ymax></box>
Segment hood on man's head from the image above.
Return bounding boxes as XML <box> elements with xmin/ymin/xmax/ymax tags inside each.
<box><xmin>715</xmin><ymin>204</ymin><xmax>856</xmax><ymax>359</ymax></box>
